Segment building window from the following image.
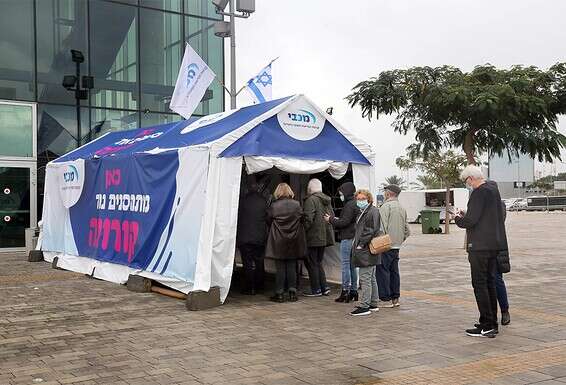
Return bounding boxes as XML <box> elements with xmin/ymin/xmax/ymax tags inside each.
<box><xmin>185</xmin><ymin>15</ymin><xmax>224</xmax><ymax>115</ymax></box>
<box><xmin>141</xmin><ymin>111</ymin><xmax>183</xmax><ymax>127</ymax></box>
<box><xmin>91</xmin><ymin>108</ymin><xmax>140</xmax><ymax>138</ymax></box>
<box><xmin>0</xmin><ymin>103</ymin><xmax>34</xmax><ymax>158</ymax></box>
<box><xmin>90</xmin><ymin>0</ymin><xmax>138</xmax><ymax>110</ymax></box>
<box><xmin>140</xmin><ymin>8</ymin><xmax>183</xmax><ymax>113</ymax></box>
<box><xmin>0</xmin><ymin>0</ymin><xmax>35</xmax><ymax>101</ymax></box>
<box><xmin>185</xmin><ymin>0</ymin><xmax>221</xmax><ymax>19</ymax></box>
<box><xmin>140</xmin><ymin>0</ymin><xmax>182</xmax><ymax>12</ymax></box>
<box><xmin>36</xmin><ymin>0</ymin><xmax>89</xmax><ymax>105</ymax></box>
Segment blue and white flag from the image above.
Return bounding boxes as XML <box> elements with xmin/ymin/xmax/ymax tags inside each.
<box><xmin>170</xmin><ymin>43</ymin><xmax>216</xmax><ymax>119</ymax></box>
<box><xmin>245</xmin><ymin>60</ymin><xmax>275</xmax><ymax>104</ymax></box>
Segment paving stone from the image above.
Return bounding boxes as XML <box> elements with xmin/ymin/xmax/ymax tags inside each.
<box><xmin>1</xmin><ymin>212</ymin><xmax>566</xmax><ymax>385</ymax></box>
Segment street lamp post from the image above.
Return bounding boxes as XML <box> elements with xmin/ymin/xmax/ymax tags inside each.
<box><xmin>212</xmin><ymin>0</ymin><xmax>255</xmax><ymax>109</ymax></box>
<box><xmin>62</xmin><ymin>49</ymin><xmax>94</xmax><ymax>147</ymax></box>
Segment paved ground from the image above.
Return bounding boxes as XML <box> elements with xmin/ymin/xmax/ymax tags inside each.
<box><xmin>1</xmin><ymin>211</ymin><xmax>566</xmax><ymax>385</ymax></box>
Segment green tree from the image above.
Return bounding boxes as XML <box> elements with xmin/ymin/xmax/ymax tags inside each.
<box><xmin>382</xmin><ymin>175</ymin><xmax>406</xmax><ymax>189</ymax></box>
<box><xmin>529</xmin><ymin>172</ymin><xmax>566</xmax><ymax>191</ymax></box>
<box><xmin>347</xmin><ymin>64</ymin><xmax>566</xmax><ymax>165</ymax></box>
<box><xmin>411</xmin><ymin>174</ymin><xmax>442</xmax><ymax>190</ymax></box>
<box><xmin>397</xmin><ymin>150</ymin><xmax>467</xmax><ymax>234</ymax></box>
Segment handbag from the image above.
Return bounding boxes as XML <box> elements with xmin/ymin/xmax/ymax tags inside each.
<box><xmin>496</xmin><ymin>250</ymin><xmax>511</xmax><ymax>273</ymax></box>
<box><xmin>369</xmin><ymin>209</ymin><xmax>391</xmax><ymax>255</ymax></box>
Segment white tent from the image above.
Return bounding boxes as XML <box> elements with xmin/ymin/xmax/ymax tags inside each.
<box><xmin>41</xmin><ymin>95</ymin><xmax>376</xmax><ymax>301</ymax></box>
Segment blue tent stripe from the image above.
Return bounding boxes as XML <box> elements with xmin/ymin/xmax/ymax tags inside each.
<box><xmin>247</xmin><ymin>80</ymin><xmax>266</xmax><ymax>103</ymax></box>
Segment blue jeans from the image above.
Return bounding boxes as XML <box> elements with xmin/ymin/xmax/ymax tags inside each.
<box><xmin>376</xmin><ymin>249</ymin><xmax>400</xmax><ymax>301</ymax></box>
<box><xmin>340</xmin><ymin>239</ymin><xmax>358</xmax><ymax>290</ymax></box>
<box><xmin>495</xmin><ymin>272</ymin><xmax>509</xmax><ymax>312</ymax></box>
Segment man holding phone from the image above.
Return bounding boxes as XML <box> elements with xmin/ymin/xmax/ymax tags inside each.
<box><xmin>455</xmin><ymin>165</ymin><xmax>509</xmax><ymax>338</ymax></box>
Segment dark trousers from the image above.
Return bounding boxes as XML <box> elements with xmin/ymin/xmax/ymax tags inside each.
<box><xmin>376</xmin><ymin>249</ymin><xmax>400</xmax><ymax>301</ymax></box>
<box><xmin>239</xmin><ymin>243</ymin><xmax>265</xmax><ymax>291</ymax></box>
<box><xmin>469</xmin><ymin>251</ymin><xmax>498</xmax><ymax>330</ymax></box>
<box><xmin>275</xmin><ymin>259</ymin><xmax>297</xmax><ymax>294</ymax></box>
<box><xmin>496</xmin><ymin>271</ymin><xmax>509</xmax><ymax>312</ymax></box>
<box><xmin>305</xmin><ymin>246</ymin><xmax>327</xmax><ymax>293</ymax></box>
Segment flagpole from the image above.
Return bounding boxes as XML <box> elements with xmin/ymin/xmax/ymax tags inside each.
<box><xmin>229</xmin><ymin>0</ymin><xmax>237</xmax><ymax>109</ymax></box>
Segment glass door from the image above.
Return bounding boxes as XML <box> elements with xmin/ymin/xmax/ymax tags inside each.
<box><xmin>0</xmin><ymin>163</ymin><xmax>36</xmax><ymax>249</ymax></box>
<box><xmin>0</xmin><ymin>100</ymin><xmax>37</xmax><ymax>251</ymax></box>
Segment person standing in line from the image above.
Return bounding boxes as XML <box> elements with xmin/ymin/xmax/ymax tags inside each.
<box><xmin>485</xmin><ymin>201</ymin><xmax>511</xmax><ymax>326</ymax></box>
<box><xmin>324</xmin><ymin>182</ymin><xmax>360</xmax><ymax>303</ymax></box>
<box><xmin>350</xmin><ymin>189</ymin><xmax>382</xmax><ymax>316</ymax></box>
<box><xmin>376</xmin><ymin>184</ymin><xmax>410</xmax><ymax>308</ymax></box>
<box><xmin>236</xmin><ymin>182</ymin><xmax>268</xmax><ymax>295</ymax></box>
<box><xmin>265</xmin><ymin>183</ymin><xmax>306</xmax><ymax>303</ymax></box>
<box><xmin>303</xmin><ymin>178</ymin><xmax>335</xmax><ymax>297</ymax></box>
<box><xmin>455</xmin><ymin>165</ymin><xmax>508</xmax><ymax>338</ymax></box>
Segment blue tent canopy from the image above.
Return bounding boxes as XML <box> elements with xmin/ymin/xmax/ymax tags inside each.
<box><xmin>55</xmin><ymin>95</ymin><xmax>372</xmax><ymax>165</ymax></box>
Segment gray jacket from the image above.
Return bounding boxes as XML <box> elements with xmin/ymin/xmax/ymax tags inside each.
<box><xmin>379</xmin><ymin>198</ymin><xmax>410</xmax><ymax>249</ymax></box>
<box><xmin>351</xmin><ymin>205</ymin><xmax>382</xmax><ymax>267</ymax></box>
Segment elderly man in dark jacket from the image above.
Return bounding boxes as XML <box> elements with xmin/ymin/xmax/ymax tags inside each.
<box><xmin>303</xmin><ymin>178</ymin><xmax>335</xmax><ymax>297</ymax></box>
<box><xmin>455</xmin><ymin>165</ymin><xmax>509</xmax><ymax>338</ymax></box>
<box><xmin>325</xmin><ymin>182</ymin><xmax>360</xmax><ymax>302</ymax></box>
<box><xmin>237</xmin><ymin>183</ymin><xmax>267</xmax><ymax>295</ymax></box>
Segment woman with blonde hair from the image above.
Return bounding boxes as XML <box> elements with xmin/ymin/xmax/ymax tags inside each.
<box><xmin>265</xmin><ymin>183</ymin><xmax>307</xmax><ymax>302</ymax></box>
<box><xmin>350</xmin><ymin>189</ymin><xmax>382</xmax><ymax>316</ymax></box>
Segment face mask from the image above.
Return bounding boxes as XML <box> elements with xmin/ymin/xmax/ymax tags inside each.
<box><xmin>466</xmin><ymin>183</ymin><xmax>473</xmax><ymax>193</ymax></box>
<box><xmin>339</xmin><ymin>193</ymin><xmax>345</xmax><ymax>202</ymax></box>
<box><xmin>356</xmin><ymin>200</ymin><xmax>369</xmax><ymax>209</ymax></box>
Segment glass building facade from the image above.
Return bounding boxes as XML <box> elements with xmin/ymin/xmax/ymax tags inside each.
<box><xmin>0</xmin><ymin>0</ymin><xmax>225</xmax><ymax>230</ymax></box>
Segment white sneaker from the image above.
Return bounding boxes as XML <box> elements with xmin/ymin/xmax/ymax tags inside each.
<box><xmin>392</xmin><ymin>298</ymin><xmax>400</xmax><ymax>307</ymax></box>
<box><xmin>379</xmin><ymin>300</ymin><xmax>394</xmax><ymax>308</ymax></box>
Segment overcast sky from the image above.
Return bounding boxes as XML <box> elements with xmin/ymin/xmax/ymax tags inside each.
<box><xmin>225</xmin><ymin>0</ymin><xmax>566</xmax><ymax>183</ymax></box>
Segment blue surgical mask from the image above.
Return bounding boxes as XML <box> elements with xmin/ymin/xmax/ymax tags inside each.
<box><xmin>339</xmin><ymin>193</ymin><xmax>345</xmax><ymax>202</ymax></box>
<box><xmin>356</xmin><ymin>200</ymin><xmax>369</xmax><ymax>209</ymax></box>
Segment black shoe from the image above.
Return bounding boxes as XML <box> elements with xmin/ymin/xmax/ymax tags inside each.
<box><xmin>466</xmin><ymin>327</ymin><xmax>497</xmax><ymax>338</ymax></box>
<box><xmin>349</xmin><ymin>290</ymin><xmax>359</xmax><ymax>302</ymax></box>
<box><xmin>322</xmin><ymin>287</ymin><xmax>331</xmax><ymax>296</ymax></box>
<box><xmin>335</xmin><ymin>290</ymin><xmax>349</xmax><ymax>303</ymax></box>
<box><xmin>350</xmin><ymin>306</ymin><xmax>371</xmax><ymax>316</ymax></box>
<box><xmin>270</xmin><ymin>293</ymin><xmax>285</xmax><ymax>303</ymax></box>
<box><xmin>288</xmin><ymin>291</ymin><xmax>298</xmax><ymax>302</ymax></box>
<box><xmin>303</xmin><ymin>290</ymin><xmax>322</xmax><ymax>297</ymax></box>
<box><xmin>501</xmin><ymin>311</ymin><xmax>511</xmax><ymax>325</ymax></box>
<box><xmin>473</xmin><ymin>323</ymin><xmax>500</xmax><ymax>334</ymax></box>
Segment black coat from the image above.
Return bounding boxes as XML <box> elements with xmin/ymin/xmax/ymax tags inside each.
<box><xmin>265</xmin><ymin>198</ymin><xmax>307</xmax><ymax>260</ymax></box>
<box><xmin>303</xmin><ymin>192</ymin><xmax>335</xmax><ymax>247</ymax></box>
<box><xmin>352</xmin><ymin>205</ymin><xmax>382</xmax><ymax>267</ymax></box>
<box><xmin>237</xmin><ymin>191</ymin><xmax>268</xmax><ymax>246</ymax></box>
<box><xmin>330</xmin><ymin>182</ymin><xmax>359</xmax><ymax>240</ymax></box>
<box><xmin>455</xmin><ymin>181</ymin><xmax>508</xmax><ymax>252</ymax></box>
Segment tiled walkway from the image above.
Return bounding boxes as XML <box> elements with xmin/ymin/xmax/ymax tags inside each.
<box><xmin>1</xmin><ymin>212</ymin><xmax>565</xmax><ymax>385</ymax></box>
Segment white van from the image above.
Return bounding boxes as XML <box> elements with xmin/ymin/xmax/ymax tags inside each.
<box><xmin>398</xmin><ymin>188</ymin><xmax>470</xmax><ymax>223</ymax></box>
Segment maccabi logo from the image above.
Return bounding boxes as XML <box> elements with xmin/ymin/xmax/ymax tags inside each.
<box><xmin>287</xmin><ymin>109</ymin><xmax>317</xmax><ymax>124</ymax></box>
<box><xmin>63</xmin><ymin>165</ymin><xmax>79</xmax><ymax>183</ymax></box>
<box><xmin>186</xmin><ymin>63</ymin><xmax>200</xmax><ymax>86</ymax></box>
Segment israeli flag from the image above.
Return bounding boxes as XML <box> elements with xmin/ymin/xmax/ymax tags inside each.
<box><xmin>245</xmin><ymin>61</ymin><xmax>275</xmax><ymax>104</ymax></box>
<box><xmin>170</xmin><ymin>43</ymin><xmax>216</xmax><ymax>119</ymax></box>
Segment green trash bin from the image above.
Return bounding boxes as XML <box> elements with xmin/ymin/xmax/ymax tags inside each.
<box><xmin>420</xmin><ymin>209</ymin><xmax>441</xmax><ymax>234</ymax></box>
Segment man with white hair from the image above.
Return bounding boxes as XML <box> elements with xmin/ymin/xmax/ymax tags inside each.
<box><xmin>303</xmin><ymin>178</ymin><xmax>335</xmax><ymax>297</ymax></box>
<box><xmin>455</xmin><ymin>165</ymin><xmax>508</xmax><ymax>338</ymax></box>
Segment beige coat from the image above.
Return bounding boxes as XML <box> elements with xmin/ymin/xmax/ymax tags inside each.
<box><xmin>379</xmin><ymin>198</ymin><xmax>410</xmax><ymax>249</ymax></box>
